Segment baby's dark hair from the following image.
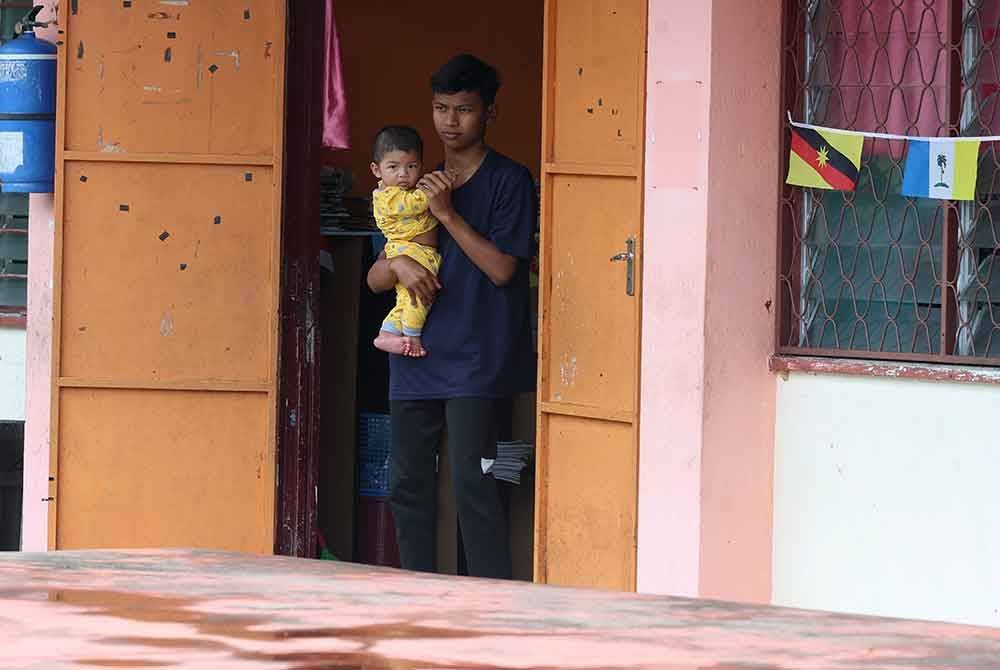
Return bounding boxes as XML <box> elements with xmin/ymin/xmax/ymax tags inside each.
<box><xmin>430</xmin><ymin>54</ymin><xmax>501</xmax><ymax>107</ymax></box>
<box><xmin>372</xmin><ymin>126</ymin><xmax>423</xmax><ymax>163</ymax></box>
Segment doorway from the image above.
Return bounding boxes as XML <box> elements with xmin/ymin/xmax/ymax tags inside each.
<box><xmin>276</xmin><ymin>0</ymin><xmax>544</xmax><ymax>579</ymax></box>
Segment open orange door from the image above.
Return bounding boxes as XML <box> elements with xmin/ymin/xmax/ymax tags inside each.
<box><xmin>48</xmin><ymin>1</ymin><xmax>286</xmax><ymax>552</ymax></box>
<box><xmin>535</xmin><ymin>0</ymin><xmax>647</xmax><ymax>590</ymax></box>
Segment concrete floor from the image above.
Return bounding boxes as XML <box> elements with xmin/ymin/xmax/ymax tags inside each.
<box><xmin>2</xmin><ymin>549</ymin><xmax>1000</xmax><ymax>669</ymax></box>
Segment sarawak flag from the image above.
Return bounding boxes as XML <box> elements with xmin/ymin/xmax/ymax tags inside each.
<box><xmin>786</xmin><ymin>125</ymin><xmax>864</xmax><ymax>191</ymax></box>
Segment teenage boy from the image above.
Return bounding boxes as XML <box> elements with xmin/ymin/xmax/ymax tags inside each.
<box><xmin>366</xmin><ymin>54</ymin><xmax>537</xmax><ymax>579</ymax></box>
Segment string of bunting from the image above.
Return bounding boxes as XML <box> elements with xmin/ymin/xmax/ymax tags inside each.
<box><xmin>785</xmin><ymin>111</ymin><xmax>997</xmax><ymax>201</ymax></box>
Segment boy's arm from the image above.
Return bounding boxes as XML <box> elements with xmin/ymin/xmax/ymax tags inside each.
<box><xmin>435</xmin><ymin>210</ymin><xmax>517</xmax><ymax>286</ymax></box>
<box><xmin>417</xmin><ymin>172</ymin><xmax>521</xmax><ymax>287</ymax></box>
<box><xmin>366</xmin><ymin>251</ymin><xmax>441</xmax><ymax>305</ymax></box>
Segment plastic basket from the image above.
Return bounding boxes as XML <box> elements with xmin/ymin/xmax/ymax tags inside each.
<box><xmin>357</xmin><ymin>412</ymin><xmax>391</xmax><ymax>497</ymax></box>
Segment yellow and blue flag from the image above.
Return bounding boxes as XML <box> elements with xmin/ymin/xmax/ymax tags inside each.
<box><xmin>901</xmin><ymin>139</ymin><xmax>980</xmax><ymax>200</ymax></box>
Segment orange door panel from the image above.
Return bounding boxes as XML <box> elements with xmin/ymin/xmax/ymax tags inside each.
<box><xmin>49</xmin><ymin>1</ymin><xmax>286</xmax><ymax>552</ymax></box>
<box><xmin>535</xmin><ymin>0</ymin><xmax>646</xmax><ymax>590</ymax></box>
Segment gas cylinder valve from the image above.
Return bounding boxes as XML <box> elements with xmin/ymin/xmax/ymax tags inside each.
<box><xmin>14</xmin><ymin>7</ymin><xmax>50</xmax><ymax>37</ymax></box>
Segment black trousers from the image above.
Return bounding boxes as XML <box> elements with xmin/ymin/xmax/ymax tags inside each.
<box><xmin>389</xmin><ymin>398</ymin><xmax>512</xmax><ymax>579</ymax></box>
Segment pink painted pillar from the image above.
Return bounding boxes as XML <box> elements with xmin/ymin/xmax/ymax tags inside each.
<box><xmin>637</xmin><ymin>0</ymin><xmax>712</xmax><ymax>598</ymax></box>
<box><xmin>21</xmin><ymin>0</ymin><xmax>59</xmax><ymax>551</ymax></box>
<box><xmin>638</xmin><ymin>0</ymin><xmax>780</xmax><ymax>603</ymax></box>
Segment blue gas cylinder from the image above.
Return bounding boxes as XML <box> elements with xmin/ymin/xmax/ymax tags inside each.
<box><xmin>0</xmin><ymin>30</ymin><xmax>57</xmax><ymax>193</ymax></box>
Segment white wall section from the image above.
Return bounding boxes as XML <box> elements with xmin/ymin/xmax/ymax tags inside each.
<box><xmin>774</xmin><ymin>371</ymin><xmax>1000</xmax><ymax>628</ymax></box>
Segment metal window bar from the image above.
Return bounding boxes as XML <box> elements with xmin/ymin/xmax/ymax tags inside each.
<box><xmin>0</xmin><ymin>195</ymin><xmax>28</xmax><ymax>310</ymax></box>
<box><xmin>956</xmin><ymin>0</ymin><xmax>980</xmax><ymax>355</ymax></box>
<box><xmin>780</xmin><ymin>0</ymin><xmax>1000</xmax><ymax>366</ymax></box>
<box><xmin>799</xmin><ymin>0</ymin><xmax>822</xmax><ymax>345</ymax></box>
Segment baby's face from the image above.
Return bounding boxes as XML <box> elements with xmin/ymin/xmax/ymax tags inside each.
<box><xmin>374</xmin><ymin>150</ymin><xmax>422</xmax><ymax>190</ymax></box>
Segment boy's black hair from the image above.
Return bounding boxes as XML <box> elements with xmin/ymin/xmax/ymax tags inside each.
<box><xmin>430</xmin><ymin>54</ymin><xmax>501</xmax><ymax>107</ymax></box>
<box><xmin>372</xmin><ymin>126</ymin><xmax>423</xmax><ymax>163</ymax></box>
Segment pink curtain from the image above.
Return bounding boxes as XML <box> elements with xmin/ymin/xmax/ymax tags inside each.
<box><xmin>817</xmin><ymin>1</ymin><xmax>947</xmax><ymax>137</ymax></box>
<box><xmin>819</xmin><ymin>1</ymin><xmax>1000</xmax><ymax>133</ymax></box>
<box><xmin>323</xmin><ymin>0</ymin><xmax>350</xmax><ymax>150</ymax></box>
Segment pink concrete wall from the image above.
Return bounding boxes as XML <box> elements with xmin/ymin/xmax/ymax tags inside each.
<box><xmin>21</xmin><ymin>0</ymin><xmax>58</xmax><ymax>551</ymax></box>
<box><xmin>638</xmin><ymin>0</ymin><xmax>780</xmax><ymax>603</ymax></box>
<box><xmin>699</xmin><ymin>0</ymin><xmax>780</xmax><ymax>602</ymax></box>
<box><xmin>637</xmin><ymin>0</ymin><xmax>713</xmax><ymax>597</ymax></box>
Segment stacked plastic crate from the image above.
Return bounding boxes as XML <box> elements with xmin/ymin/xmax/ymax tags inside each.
<box><xmin>356</xmin><ymin>412</ymin><xmax>400</xmax><ymax>567</ymax></box>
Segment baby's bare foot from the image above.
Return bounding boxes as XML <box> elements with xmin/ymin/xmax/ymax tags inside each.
<box><xmin>374</xmin><ymin>331</ymin><xmax>410</xmax><ymax>355</ymax></box>
<box><xmin>404</xmin><ymin>336</ymin><xmax>427</xmax><ymax>357</ymax></box>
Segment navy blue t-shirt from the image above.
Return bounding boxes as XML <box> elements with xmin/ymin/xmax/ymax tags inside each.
<box><xmin>389</xmin><ymin>150</ymin><xmax>537</xmax><ymax>400</ymax></box>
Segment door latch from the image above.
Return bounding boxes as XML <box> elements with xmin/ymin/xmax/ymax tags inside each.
<box><xmin>610</xmin><ymin>237</ymin><xmax>635</xmax><ymax>296</ymax></box>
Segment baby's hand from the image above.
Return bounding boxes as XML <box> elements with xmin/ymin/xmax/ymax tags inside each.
<box><xmin>418</xmin><ymin>171</ymin><xmax>454</xmax><ymax>192</ymax></box>
<box><xmin>416</xmin><ymin>172</ymin><xmax>456</xmax><ymax>221</ymax></box>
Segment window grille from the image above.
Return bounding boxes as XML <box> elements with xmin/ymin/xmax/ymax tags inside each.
<box><xmin>0</xmin><ymin>194</ymin><xmax>27</xmax><ymax>317</ymax></box>
<box><xmin>779</xmin><ymin>0</ymin><xmax>1000</xmax><ymax>364</ymax></box>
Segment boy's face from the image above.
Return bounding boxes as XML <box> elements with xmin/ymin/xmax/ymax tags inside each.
<box><xmin>370</xmin><ymin>149</ymin><xmax>422</xmax><ymax>189</ymax></box>
<box><xmin>432</xmin><ymin>91</ymin><xmax>494</xmax><ymax>151</ymax></box>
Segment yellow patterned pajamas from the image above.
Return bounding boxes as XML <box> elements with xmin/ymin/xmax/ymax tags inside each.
<box><xmin>372</xmin><ymin>185</ymin><xmax>441</xmax><ymax>337</ymax></box>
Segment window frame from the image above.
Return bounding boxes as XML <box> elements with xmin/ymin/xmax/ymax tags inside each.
<box><xmin>777</xmin><ymin>0</ymin><xmax>1000</xmax><ymax>367</ymax></box>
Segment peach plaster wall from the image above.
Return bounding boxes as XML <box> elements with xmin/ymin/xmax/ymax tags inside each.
<box><xmin>21</xmin><ymin>0</ymin><xmax>58</xmax><ymax>551</ymax></box>
<box><xmin>638</xmin><ymin>0</ymin><xmax>780</xmax><ymax>602</ymax></box>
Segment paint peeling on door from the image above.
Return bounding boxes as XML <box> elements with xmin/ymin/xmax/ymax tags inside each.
<box><xmin>97</xmin><ymin>126</ymin><xmax>124</xmax><ymax>153</ymax></box>
<box><xmin>159</xmin><ymin>313</ymin><xmax>175</xmax><ymax>337</ymax></box>
<box><xmin>214</xmin><ymin>50</ymin><xmax>241</xmax><ymax>71</ymax></box>
<box><xmin>559</xmin><ymin>352</ymin><xmax>579</xmax><ymax>388</ymax></box>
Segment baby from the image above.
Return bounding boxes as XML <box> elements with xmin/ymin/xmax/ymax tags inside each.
<box><xmin>370</xmin><ymin>126</ymin><xmax>443</xmax><ymax>357</ymax></box>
